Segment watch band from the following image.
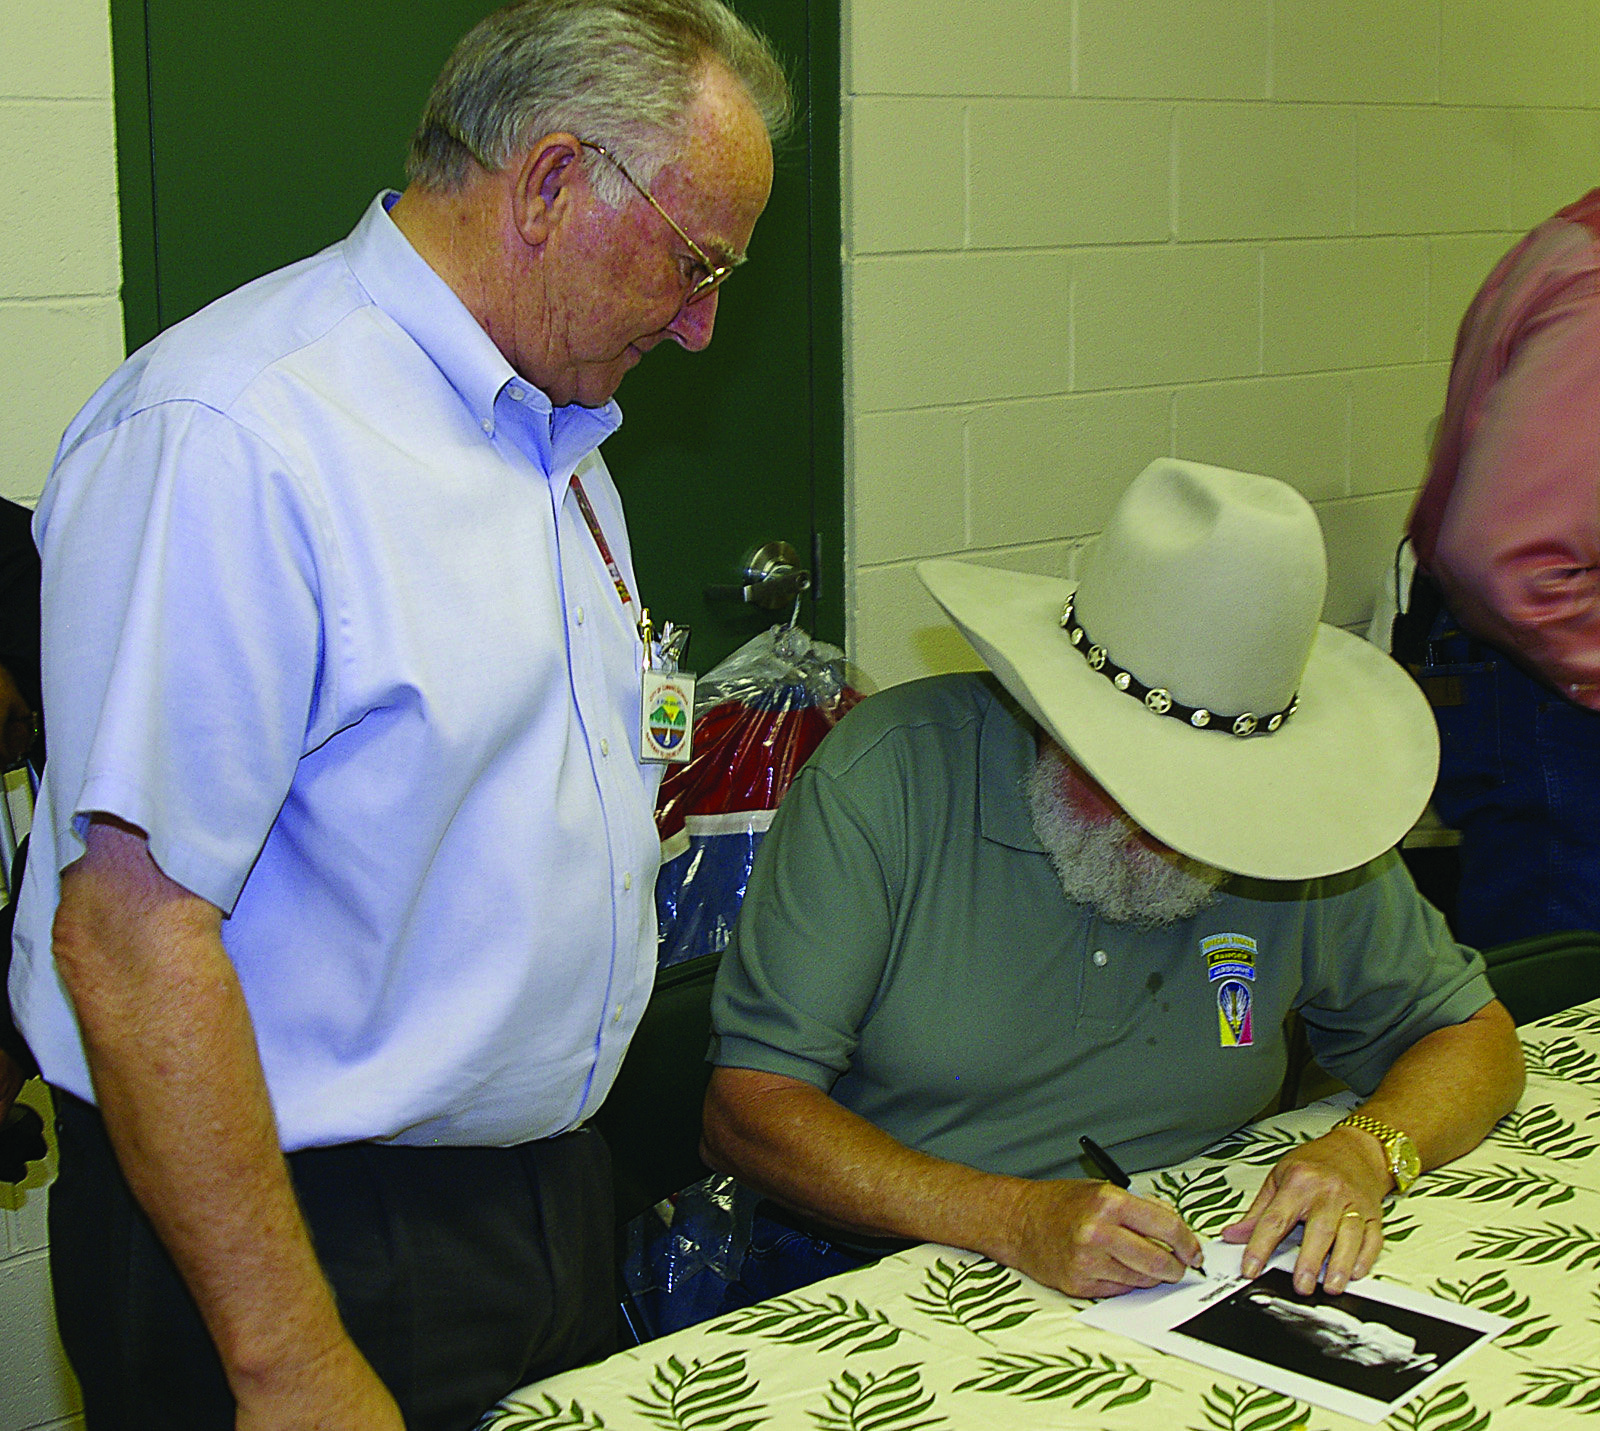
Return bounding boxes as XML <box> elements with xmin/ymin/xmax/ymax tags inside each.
<box><xmin>1334</xmin><ymin>1112</ymin><xmax>1421</xmax><ymax>1194</ymax></box>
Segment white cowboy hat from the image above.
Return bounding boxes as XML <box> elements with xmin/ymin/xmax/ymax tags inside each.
<box><xmin>917</xmin><ymin>458</ymin><xmax>1438</xmax><ymax>880</ymax></box>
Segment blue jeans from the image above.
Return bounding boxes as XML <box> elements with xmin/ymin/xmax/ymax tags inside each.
<box><xmin>1420</xmin><ymin>605</ymin><xmax>1600</xmax><ymax>948</ymax></box>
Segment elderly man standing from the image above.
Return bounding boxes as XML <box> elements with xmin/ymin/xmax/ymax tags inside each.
<box><xmin>8</xmin><ymin>2</ymin><xmax>788</xmax><ymax>1427</ymax></box>
<box><xmin>705</xmin><ymin>460</ymin><xmax>1523</xmax><ymax>1306</ymax></box>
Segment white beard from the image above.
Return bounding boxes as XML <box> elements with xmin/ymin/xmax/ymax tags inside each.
<box><xmin>1025</xmin><ymin>751</ymin><xmax>1227</xmax><ymax>928</ymax></box>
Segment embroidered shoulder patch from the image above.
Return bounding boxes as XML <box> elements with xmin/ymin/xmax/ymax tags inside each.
<box><xmin>1202</xmin><ymin>933</ymin><xmax>1257</xmax><ymax>1048</ymax></box>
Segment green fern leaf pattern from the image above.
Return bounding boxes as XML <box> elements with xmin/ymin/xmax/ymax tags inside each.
<box><xmin>1528</xmin><ymin>1007</ymin><xmax>1600</xmax><ymax>1033</ymax></box>
<box><xmin>1198</xmin><ymin>1125</ymin><xmax>1315</xmax><ymax>1167</ymax></box>
<box><xmin>1149</xmin><ymin>1167</ymin><xmax>1249</xmax><ymax>1236</ymax></box>
<box><xmin>630</xmin><ymin>1351</ymin><xmax>768</xmax><ymax>1431</ymax></box>
<box><xmin>1508</xmin><ymin>1364</ymin><xmax>1600</xmax><ymax>1414</ymax></box>
<box><xmin>714</xmin><ymin>1294</ymin><xmax>908</xmax><ymax>1356</ymax></box>
<box><xmin>1189</xmin><ymin>1382</ymin><xmax>1313</xmax><ymax>1431</ymax></box>
<box><xmin>954</xmin><ymin>1349</ymin><xmax>1155</xmax><ymax>1409</ymax></box>
<box><xmin>1384</xmin><ymin>1381</ymin><xmax>1490</xmax><ymax>1430</ymax></box>
<box><xmin>1487</xmin><ymin>1103</ymin><xmax>1600</xmax><ymax>1159</ymax></box>
<box><xmin>1411</xmin><ymin>1163</ymin><xmax>1575</xmax><ymax>1208</ymax></box>
<box><xmin>809</xmin><ymin>1364</ymin><xmax>944</xmax><ymax>1431</ymax></box>
<box><xmin>479</xmin><ymin>1394</ymin><xmax>607</xmax><ymax>1431</ymax></box>
<box><xmin>1382</xmin><ymin>1207</ymin><xmax>1420</xmax><ymax>1243</ymax></box>
<box><xmin>1430</xmin><ymin>1271</ymin><xmax>1557</xmax><ymax>1350</ymax></box>
<box><xmin>1463</xmin><ymin>1222</ymin><xmax>1600</xmax><ymax>1271</ymax></box>
<box><xmin>1522</xmin><ymin>1037</ymin><xmax>1600</xmax><ymax>1087</ymax></box>
<box><xmin>905</xmin><ymin>1258</ymin><xmax>1036</xmax><ymax>1336</ymax></box>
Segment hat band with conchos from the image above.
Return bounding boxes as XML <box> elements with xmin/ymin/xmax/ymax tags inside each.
<box><xmin>1060</xmin><ymin>595</ymin><xmax>1298</xmax><ymax>738</ymax></box>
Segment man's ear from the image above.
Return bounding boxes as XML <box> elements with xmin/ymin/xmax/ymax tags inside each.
<box><xmin>510</xmin><ymin>133</ymin><xmax>584</xmax><ymax>247</ymax></box>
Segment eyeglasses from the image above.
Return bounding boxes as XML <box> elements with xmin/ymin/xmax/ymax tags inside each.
<box><xmin>580</xmin><ymin>140</ymin><xmax>740</xmax><ymax>304</ymax></box>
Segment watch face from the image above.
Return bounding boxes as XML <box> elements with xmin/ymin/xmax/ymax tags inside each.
<box><xmin>1393</xmin><ymin>1136</ymin><xmax>1422</xmax><ymax>1191</ymax></box>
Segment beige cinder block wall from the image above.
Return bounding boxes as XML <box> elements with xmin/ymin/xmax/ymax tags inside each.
<box><xmin>0</xmin><ymin>3</ymin><xmax>118</xmax><ymax>1426</ymax></box>
<box><xmin>0</xmin><ymin>0</ymin><xmax>124</xmax><ymax>508</ymax></box>
<box><xmin>843</xmin><ymin>0</ymin><xmax>1600</xmax><ymax>688</ymax></box>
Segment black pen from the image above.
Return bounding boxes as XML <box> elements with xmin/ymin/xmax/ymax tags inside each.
<box><xmin>1079</xmin><ymin>1135</ymin><xmax>1131</xmax><ymax>1187</ymax></box>
<box><xmin>1078</xmin><ymin>1135</ymin><xmax>1207</xmax><ymax>1276</ymax></box>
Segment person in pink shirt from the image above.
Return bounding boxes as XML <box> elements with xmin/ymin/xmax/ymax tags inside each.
<box><xmin>1404</xmin><ymin>188</ymin><xmax>1600</xmax><ymax>947</ymax></box>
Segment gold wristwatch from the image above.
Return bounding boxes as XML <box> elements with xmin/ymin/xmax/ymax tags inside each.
<box><xmin>1334</xmin><ymin>1112</ymin><xmax>1421</xmax><ymax>1195</ymax></box>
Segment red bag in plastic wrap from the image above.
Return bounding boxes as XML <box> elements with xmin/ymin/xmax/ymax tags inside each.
<box><xmin>654</xmin><ymin>625</ymin><xmax>862</xmax><ymax>967</ymax></box>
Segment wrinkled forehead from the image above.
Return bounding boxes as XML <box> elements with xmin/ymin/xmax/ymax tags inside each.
<box><xmin>656</xmin><ymin>63</ymin><xmax>773</xmax><ymax>255</ymax></box>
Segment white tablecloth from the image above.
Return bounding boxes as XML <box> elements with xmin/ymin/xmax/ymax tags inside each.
<box><xmin>482</xmin><ymin>999</ymin><xmax>1600</xmax><ymax>1430</ymax></box>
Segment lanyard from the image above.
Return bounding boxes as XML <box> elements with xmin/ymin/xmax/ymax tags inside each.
<box><xmin>569</xmin><ymin>471</ymin><xmax>635</xmax><ymax>614</ymax></box>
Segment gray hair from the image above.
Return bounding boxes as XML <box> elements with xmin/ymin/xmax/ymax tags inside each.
<box><xmin>407</xmin><ymin>0</ymin><xmax>793</xmax><ymax>206</ymax></box>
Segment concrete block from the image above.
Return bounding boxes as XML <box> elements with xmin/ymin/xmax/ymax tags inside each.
<box><xmin>1355</xmin><ymin>106</ymin><xmax>1516</xmax><ymax>236</ymax></box>
<box><xmin>1173</xmin><ymin>372</ymin><xmax>1349</xmax><ymax>502</ymax></box>
<box><xmin>1507</xmin><ymin>112</ymin><xmax>1600</xmax><ymax>234</ymax></box>
<box><xmin>0</xmin><ymin>1253</ymin><xmax>82</xmax><ymax>1429</ymax></box>
<box><xmin>1272</xmin><ymin>0</ymin><xmax>1440</xmax><ymax>104</ymax></box>
<box><xmin>852</xmin><ymin>406</ymin><xmax>967</xmax><ymax>564</ymax></box>
<box><xmin>1073</xmin><ymin>243</ymin><xmax>1260</xmax><ymax>390</ymax></box>
<box><xmin>849</xmin><ymin>0</ymin><xmax>1071</xmax><ymax>97</ymax></box>
<box><xmin>1262</xmin><ymin>238</ymin><xmax>1427</xmax><ymax>374</ymax></box>
<box><xmin>0</xmin><ymin>0</ymin><xmax>113</xmax><ymax>99</ymax></box>
<box><xmin>0</xmin><ymin>300</ymin><xmax>125</xmax><ymax>504</ymax></box>
<box><xmin>1441</xmin><ymin>0</ymin><xmax>1600</xmax><ymax>108</ymax></box>
<box><xmin>966</xmin><ymin>389</ymin><xmax>1172</xmax><ymax>548</ymax></box>
<box><xmin>847</xmin><ymin>98</ymin><xmax>967</xmax><ymax>255</ymax></box>
<box><xmin>969</xmin><ymin>100</ymin><xmax>1171</xmax><ymax>248</ymax></box>
<box><xmin>1348</xmin><ymin>363</ymin><xmax>1450</xmax><ymax>496</ymax></box>
<box><xmin>1175</xmin><ymin>103</ymin><xmax>1356</xmax><ymax>241</ymax></box>
<box><xmin>851</xmin><ymin>560</ymin><xmax>985</xmax><ymax>691</ymax></box>
<box><xmin>1077</xmin><ymin>0</ymin><xmax>1271</xmax><ymax>99</ymax></box>
<box><xmin>1315</xmin><ymin>490</ymin><xmax>1414</xmax><ymax>628</ymax></box>
<box><xmin>0</xmin><ymin>100</ymin><xmax>121</xmax><ymax>298</ymax></box>
<box><xmin>1427</xmin><ymin>233</ymin><xmax>1518</xmax><ymax>362</ymax></box>
<box><xmin>849</xmin><ymin>251</ymin><xmax>1072</xmax><ymax>411</ymax></box>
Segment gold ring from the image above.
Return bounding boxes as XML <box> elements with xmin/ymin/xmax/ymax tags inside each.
<box><xmin>1340</xmin><ymin>1209</ymin><xmax>1364</xmax><ymax>1221</ymax></box>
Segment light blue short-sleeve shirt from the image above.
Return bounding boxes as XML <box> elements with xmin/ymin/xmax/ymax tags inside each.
<box><xmin>11</xmin><ymin>193</ymin><xmax>664</xmax><ymax>1150</ymax></box>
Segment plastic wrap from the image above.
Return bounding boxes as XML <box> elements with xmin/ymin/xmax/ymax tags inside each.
<box><xmin>654</xmin><ymin>624</ymin><xmax>862</xmax><ymax>967</ymax></box>
<box><xmin>621</xmin><ymin>625</ymin><xmax>863</xmax><ymax>1341</ymax></box>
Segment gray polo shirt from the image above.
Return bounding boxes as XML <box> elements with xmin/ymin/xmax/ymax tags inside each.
<box><xmin>711</xmin><ymin>674</ymin><xmax>1493</xmax><ymax>1178</ymax></box>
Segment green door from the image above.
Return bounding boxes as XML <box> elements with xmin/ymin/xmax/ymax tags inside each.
<box><xmin>110</xmin><ymin>0</ymin><xmax>842</xmax><ymax>673</ymax></box>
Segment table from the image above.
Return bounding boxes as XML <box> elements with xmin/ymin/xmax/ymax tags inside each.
<box><xmin>481</xmin><ymin>1001</ymin><xmax>1600</xmax><ymax>1430</ymax></box>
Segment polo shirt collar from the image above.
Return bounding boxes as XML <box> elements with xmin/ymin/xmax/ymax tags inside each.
<box><xmin>341</xmin><ymin>192</ymin><xmax>622</xmax><ymax>476</ymax></box>
<box><xmin>978</xmin><ymin>685</ymin><xmax>1045</xmax><ymax>854</ymax></box>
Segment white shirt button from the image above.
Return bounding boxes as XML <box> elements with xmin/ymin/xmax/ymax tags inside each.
<box><xmin>480</xmin><ymin>418</ymin><xmax>493</xmax><ymax>434</ymax></box>
<box><xmin>576</xmin><ymin>606</ymin><xmax>585</xmax><ymax>625</ymax></box>
<box><xmin>508</xmin><ymin>385</ymin><xmax>526</xmax><ymax>402</ymax></box>
<box><xmin>599</xmin><ymin>738</ymin><xmax>609</xmax><ymax>756</ymax></box>
<box><xmin>623</xmin><ymin>872</ymin><xmax>633</xmax><ymax>891</ymax></box>
<box><xmin>1091</xmin><ymin>949</ymin><xmax>1109</xmax><ymax>968</ymax></box>
<box><xmin>612</xmin><ymin>1003</ymin><xmax>623</xmax><ymax>1024</ymax></box>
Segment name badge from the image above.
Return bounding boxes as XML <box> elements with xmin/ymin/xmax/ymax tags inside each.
<box><xmin>640</xmin><ymin>669</ymin><xmax>696</xmax><ymax>764</ymax></box>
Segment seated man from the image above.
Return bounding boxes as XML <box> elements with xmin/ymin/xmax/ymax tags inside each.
<box><xmin>703</xmin><ymin>458</ymin><xmax>1524</xmax><ymax>1302</ymax></box>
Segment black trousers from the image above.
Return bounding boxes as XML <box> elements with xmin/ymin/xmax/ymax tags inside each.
<box><xmin>49</xmin><ymin>1091</ymin><xmax>615</xmax><ymax>1431</ymax></box>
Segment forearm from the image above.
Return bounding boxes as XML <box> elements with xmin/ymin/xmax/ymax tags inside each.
<box><xmin>1342</xmin><ymin>1000</ymin><xmax>1525</xmax><ymax>1178</ymax></box>
<box><xmin>54</xmin><ymin>823</ymin><xmax>359</xmax><ymax>1402</ymax></box>
<box><xmin>701</xmin><ymin>1066</ymin><xmax>1026</xmax><ymax>1262</ymax></box>
<box><xmin>1227</xmin><ymin>1003</ymin><xmax>1522</xmax><ymax>1290</ymax></box>
<box><xmin>703</xmin><ymin>1066</ymin><xmax>1203</xmax><ymax>1297</ymax></box>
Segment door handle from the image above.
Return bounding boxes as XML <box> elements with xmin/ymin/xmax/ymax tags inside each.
<box><xmin>705</xmin><ymin>540</ymin><xmax>813</xmax><ymax>611</ymax></box>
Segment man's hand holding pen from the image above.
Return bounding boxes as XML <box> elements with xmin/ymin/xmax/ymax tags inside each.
<box><xmin>996</xmin><ymin>1176</ymin><xmax>1206</xmax><ymax>1298</ymax></box>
